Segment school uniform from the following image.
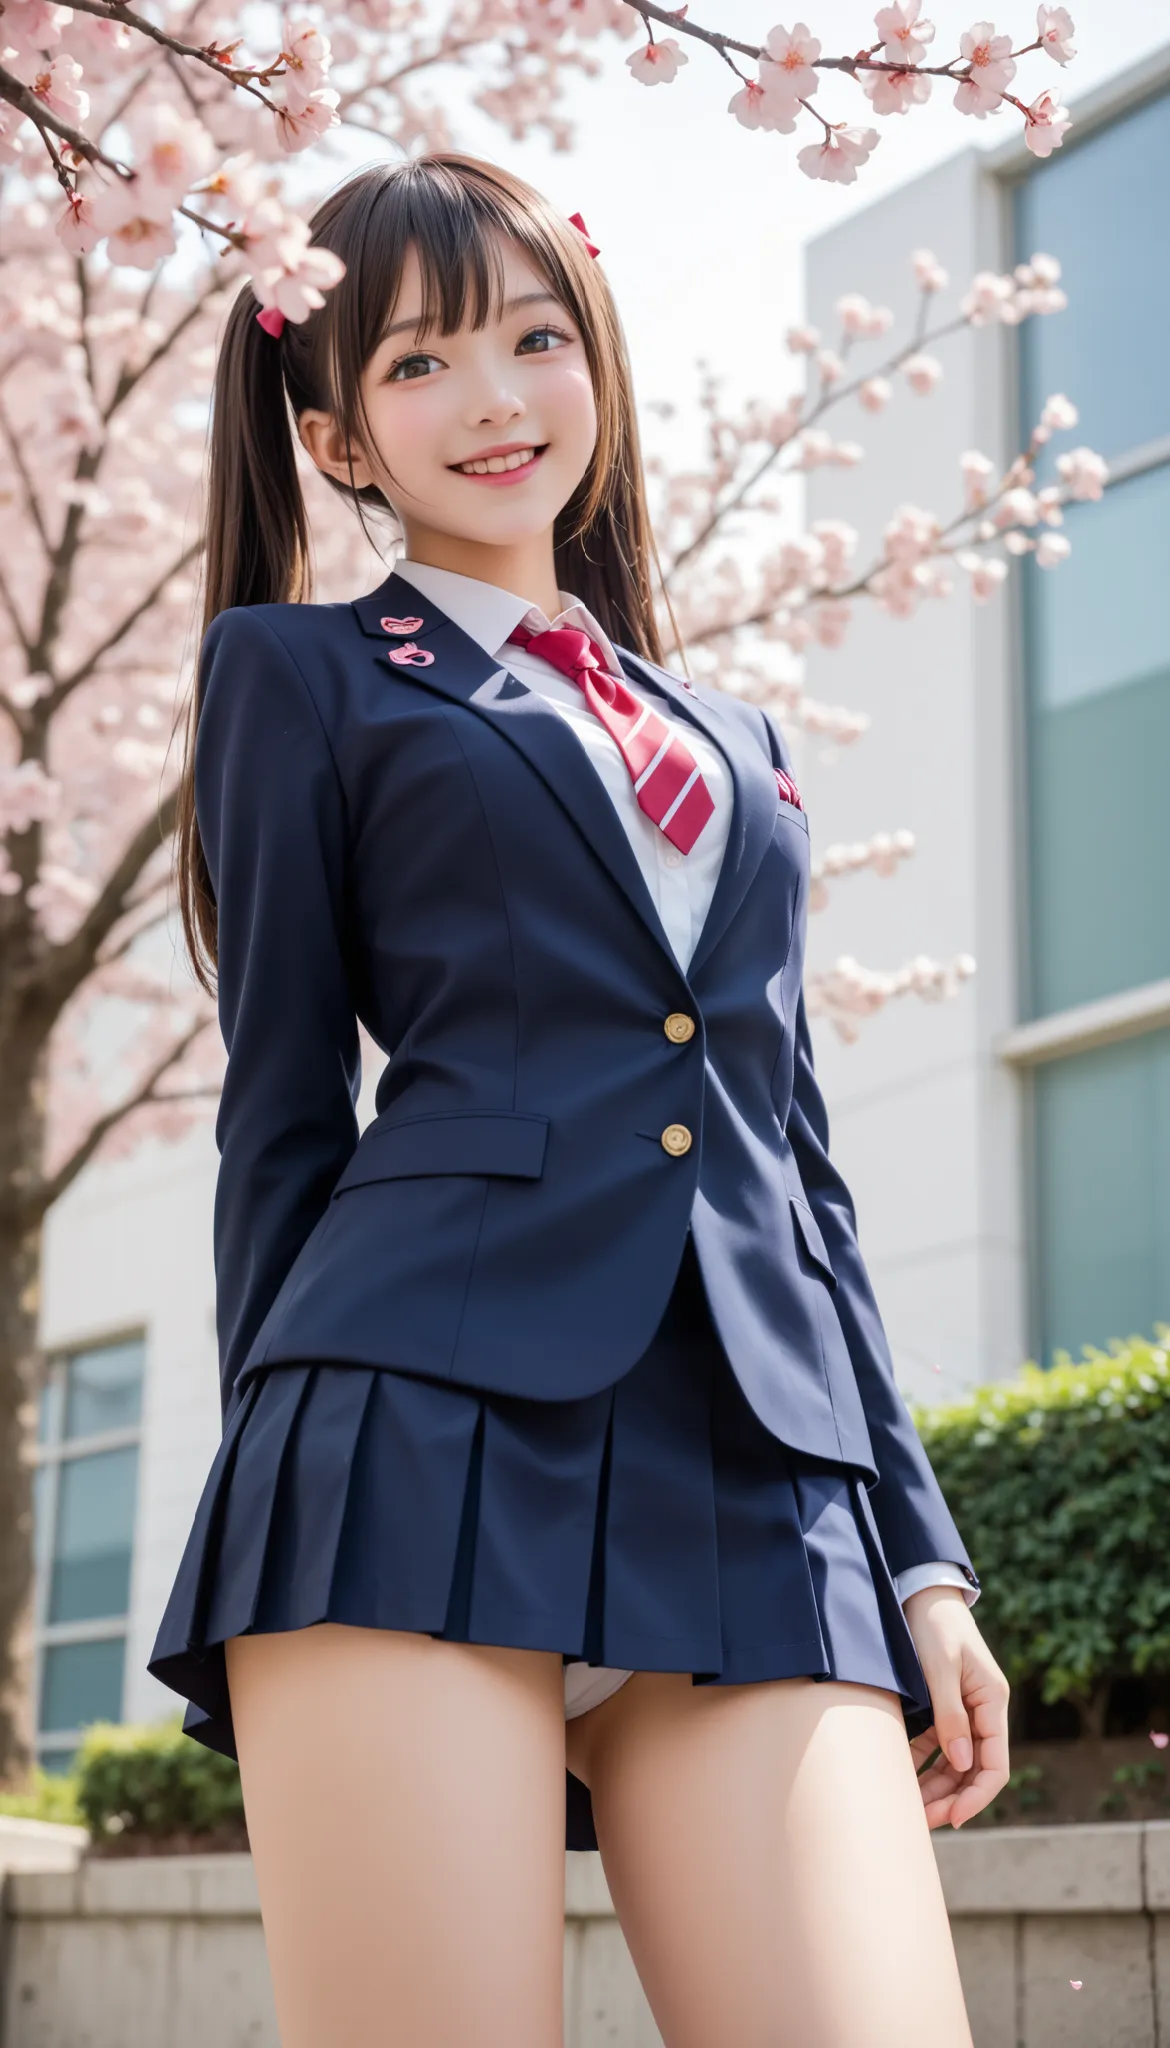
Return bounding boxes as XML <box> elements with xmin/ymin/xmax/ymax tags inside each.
<box><xmin>148</xmin><ymin>560</ymin><xmax>977</xmax><ymax>1853</ymax></box>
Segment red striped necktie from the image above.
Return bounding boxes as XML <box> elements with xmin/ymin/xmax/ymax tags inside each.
<box><xmin>505</xmin><ymin>622</ymin><xmax>716</xmax><ymax>855</ymax></box>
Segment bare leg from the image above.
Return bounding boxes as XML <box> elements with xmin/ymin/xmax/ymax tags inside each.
<box><xmin>226</xmin><ymin>1624</ymin><xmax>567</xmax><ymax>2048</ymax></box>
<box><xmin>565</xmin><ymin>1671</ymin><xmax>972</xmax><ymax>2048</ymax></box>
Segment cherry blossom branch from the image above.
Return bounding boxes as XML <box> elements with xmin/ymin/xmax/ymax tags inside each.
<box><xmin>613</xmin><ymin>2</ymin><xmax>1075</xmax><ymax>175</ymax></box>
<box><xmin>22</xmin><ymin>787</ymin><xmax>180</xmax><ymax>1024</ymax></box>
<box><xmin>18</xmin><ymin>1010</ymin><xmax>217</xmax><ymax>1228</ymax></box>
<box><xmin>807</xmin><ymin>950</ymin><xmax>977</xmax><ymax>1043</ymax></box>
<box><xmin>52</xmin><ymin>540</ymin><xmax>204</xmax><ymax>709</ymax></box>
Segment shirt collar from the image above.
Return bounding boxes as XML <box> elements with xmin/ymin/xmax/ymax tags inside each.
<box><xmin>391</xmin><ymin>557</ymin><xmax>624</xmax><ymax>679</ymax></box>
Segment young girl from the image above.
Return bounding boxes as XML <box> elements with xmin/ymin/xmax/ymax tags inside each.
<box><xmin>151</xmin><ymin>151</ymin><xmax>1008</xmax><ymax>2047</ymax></box>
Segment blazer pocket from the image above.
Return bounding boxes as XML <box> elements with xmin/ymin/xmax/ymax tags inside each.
<box><xmin>331</xmin><ymin>1110</ymin><xmax>549</xmax><ymax>1195</ymax></box>
<box><xmin>789</xmin><ymin>1193</ymin><xmax>838</xmax><ymax>1290</ymax></box>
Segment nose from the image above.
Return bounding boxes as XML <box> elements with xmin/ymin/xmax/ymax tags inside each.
<box><xmin>464</xmin><ymin>351</ymin><xmax>529</xmax><ymax>427</ymax></box>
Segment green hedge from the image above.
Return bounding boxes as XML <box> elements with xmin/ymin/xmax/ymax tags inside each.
<box><xmin>915</xmin><ymin>1329</ymin><xmax>1170</xmax><ymax>1731</ymax></box>
<box><xmin>71</xmin><ymin>1716</ymin><xmax>244</xmax><ymax>1843</ymax></box>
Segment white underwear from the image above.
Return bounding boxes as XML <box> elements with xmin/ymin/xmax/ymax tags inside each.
<box><xmin>564</xmin><ymin>1662</ymin><xmax>634</xmax><ymax>1719</ymax></box>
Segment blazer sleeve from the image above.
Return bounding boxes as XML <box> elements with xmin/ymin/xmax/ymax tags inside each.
<box><xmin>194</xmin><ymin>607</ymin><xmax>361</xmax><ymax>1424</ymax></box>
<box><xmin>759</xmin><ymin>706</ymin><xmax>977</xmax><ymax>1586</ymax></box>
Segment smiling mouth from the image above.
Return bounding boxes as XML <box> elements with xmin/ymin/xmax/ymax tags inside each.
<box><xmin>449</xmin><ymin>444</ymin><xmax>549</xmax><ymax>477</ymax></box>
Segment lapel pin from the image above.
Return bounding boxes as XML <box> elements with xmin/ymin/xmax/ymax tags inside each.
<box><xmin>380</xmin><ymin>615</ymin><xmax>425</xmax><ymax>635</ymax></box>
<box><xmin>385</xmin><ymin>641</ymin><xmax>435</xmax><ymax>668</ymax></box>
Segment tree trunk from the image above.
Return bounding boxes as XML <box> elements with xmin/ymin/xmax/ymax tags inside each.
<box><xmin>0</xmin><ymin>1048</ymin><xmax>49</xmax><ymax>1787</ymax></box>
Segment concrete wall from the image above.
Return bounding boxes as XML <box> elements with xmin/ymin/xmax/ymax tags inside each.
<box><xmin>5</xmin><ymin>1823</ymin><xmax>1170</xmax><ymax>2048</ymax></box>
<box><xmin>803</xmin><ymin>147</ymin><xmax>1028</xmax><ymax>1401</ymax></box>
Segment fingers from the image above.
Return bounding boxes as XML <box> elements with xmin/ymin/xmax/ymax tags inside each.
<box><xmin>908</xmin><ymin>1628</ymin><xmax>1013</xmax><ymax>1831</ymax></box>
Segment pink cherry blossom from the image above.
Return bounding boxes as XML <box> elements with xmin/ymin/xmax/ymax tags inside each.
<box><xmin>1035</xmin><ymin>392</ymin><xmax>1078</xmax><ymax>438</ymax></box>
<box><xmin>913</xmin><ymin>248</ymin><xmax>949</xmax><ymax>292</ymax></box>
<box><xmin>627</xmin><ymin>37</ymin><xmax>688</xmax><ymax>84</ymax></box>
<box><xmin>963</xmin><ymin>448</ymin><xmax>999</xmax><ymax>507</ymax></box>
<box><xmin>1023</xmin><ymin>88</ymin><xmax>1072</xmax><ymax>156</ymax></box>
<box><xmin>738</xmin><ymin>70</ymin><xmax>802</xmax><ymax>133</ymax></box>
<box><xmin>84</xmin><ymin>177</ymin><xmax>178</xmax><ymax>269</ymax></box>
<box><xmin>1037</xmin><ymin>5</ymin><xmax>1076</xmax><ymax>62</ymax></box>
<box><xmin>1036</xmin><ymin>486</ymin><xmax>1064</xmax><ymax>522</ymax></box>
<box><xmin>1055</xmin><ymin>446</ymin><xmax>1108</xmax><ymax>499</ymax></box>
<box><xmin>0</xmin><ymin>103</ymin><xmax>26</xmax><ymax>167</ymax></box>
<box><xmin>960</xmin><ymin>270</ymin><xmax>1016</xmax><ymax>322</ymax></box>
<box><xmin>812</xmin><ymin>519</ymin><xmax>859</xmax><ymax>580</ymax></box>
<box><xmin>124</xmin><ymin>103</ymin><xmax>215</xmax><ymax>219</ymax></box>
<box><xmin>874</xmin><ymin>0</ymin><xmax>936</xmax><ymax>65</ymax></box>
<box><xmin>885</xmin><ymin>504</ymin><xmax>942</xmax><ymax>563</ymax></box>
<box><xmin>281</xmin><ymin>20</ymin><xmax>334</xmax><ymax>113</ymax></box>
<box><xmin>729</xmin><ymin>78</ymin><xmax>774</xmax><ymax>130</ymax></box>
<box><xmin>0</xmin><ymin>760</ymin><xmax>62</xmax><ymax>833</ymax></box>
<box><xmin>814</xmin><ymin>602</ymin><xmax>853</xmax><ymax>648</ymax></box>
<box><xmin>996</xmin><ymin>485</ymin><xmax>1040</xmax><ymax>527</ymax></box>
<box><xmin>816</xmin><ymin>348</ymin><xmax>845</xmax><ymax>383</ymax></box>
<box><xmin>763</xmin><ymin>22</ymin><xmax>822</xmax><ymax>98</ymax></box>
<box><xmin>864</xmin><ymin>304</ymin><xmax>895</xmax><ymax>336</ymax></box>
<box><xmin>954</xmin><ymin>20</ymin><xmax>1016</xmax><ymax>114</ymax></box>
<box><xmin>786</xmin><ymin>324</ymin><xmax>821</xmax><ymax>354</ymax></box>
<box><xmin>1151</xmin><ymin>1732</ymin><xmax>1170</xmax><ymax>1750</ymax></box>
<box><xmin>26</xmin><ymin>53</ymin><xmax>90</xmax><ymax>126</ymax></box>
<box><xmin>860</xmin><ymin>377</ymin><xmax>892</xmax><ymax>412</ymax></box>
<box><xmin>956</xmin><ymin>550</ymin><xmax>1009</xmax><ymax>600</ymax></box>
<box><xmin>864</xmin><ymin>68</ymin><xmax>932</xmax><ymax>115</ymax></box>
<box><xmin>1035</xmin><ymin>531</ymin><xmax>1071</xmax><ymax>566</ymax></box>
<box><xmin>244</xmin><ymin>207</ymin><xmax>348</xmax><ymax>324</ymax></box>
<box><xmin>798</xmin><ymin>125</ymin><xmax>880</xmax><ymax>184</ymax></box>
<box><xmin>836</xmin><ymin>293</ymin><xmax>876</xmax><ymax>335</ymax></box>
<box><xmin>903</xmin><ymin>352</ymin><xmax>942</xmax><ymax>394</ymax></box>
<box><xmin>274</xmin><ymin>89</ymin><xmax>341</xmax><ymax>153</ymax></box>
<box><xmin>1</xmin><ymin>1</ymin><xmax>67</xmax><ymax>69</ymax></box>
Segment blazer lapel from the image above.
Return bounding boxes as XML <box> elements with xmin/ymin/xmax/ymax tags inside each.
<box><xmin>615</xmin><ymin>645</ymin><xmax>780</xmax><ymax>981</ymax></box>
<box><xmin>351</xmin><ymin>572</ymin><xmax>678</xmax><ymax>967</ymax></box>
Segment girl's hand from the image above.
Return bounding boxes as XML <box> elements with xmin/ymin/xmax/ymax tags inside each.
<box><xmin>903</xmin><ymin>1584</ymin><xmax>1010</xmax><ymax>1830</ymax></box>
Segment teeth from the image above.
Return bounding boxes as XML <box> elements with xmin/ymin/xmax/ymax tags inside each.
<box><xmin>455</xmin><ymin>447</ymin><xmax>538</xmax><ymax>475</ymax></box>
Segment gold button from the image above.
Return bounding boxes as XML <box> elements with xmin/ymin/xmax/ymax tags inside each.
<box><xmin>664</xmin><ymin>1012</ymin><xmax>696</xmax><ymax>1044</ymax></box>
<box><xmin>661</xmin><ymin>1123</ymin><xmax>693</xmax><ymax>1157</ymax></box>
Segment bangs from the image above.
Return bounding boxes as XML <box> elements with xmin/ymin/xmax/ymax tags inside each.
<box><xmin>360</xmin><ymin>163</ymin><xmax>580</xmax><ymax>363</ymax></box>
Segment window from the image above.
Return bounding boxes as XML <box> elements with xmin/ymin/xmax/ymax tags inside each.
<box><xmin>33</xmin><ymin>1336</ymin><xmax>145</xmax><ymax>1772</ymax></box>
<box><xmin>1014</xmin><ymin>88</ymin><xmax>1170</xmax><ymax>1364</ymax></box>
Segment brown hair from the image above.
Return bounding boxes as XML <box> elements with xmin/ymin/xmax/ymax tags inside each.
<box><xmin>175</xmin><ymin>150</ymin><xmax>686</xmax><ymax>994</ymax></box>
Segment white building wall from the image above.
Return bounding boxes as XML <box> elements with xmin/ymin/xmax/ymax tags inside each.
<box><xmin>802</xmin><ymin>147</ymin><xmax>1027</xmax><ymax>1401</ymax></box>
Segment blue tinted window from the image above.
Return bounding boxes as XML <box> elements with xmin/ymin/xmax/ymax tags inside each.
<box><xmin>1023</xmin><ymin>463</ymin><xmax>1170</xmax><ymax>1016</ymax></box>
<box><xmin>1015</xmin><ymin>90</ymin><xmax>1170</xmax><ymax>463</ymax></box>
<box><xmin>39</xmin><ymin>1638</ymin><xmax>125</xmax><ymax>1734</ymax></box>
<box><xmin>1034</xmin><ymin>1027</ymin><xmax>1170</xmax><ymax>1362</ymax></box>
<box><xmin>47</xmin><ymin>1447</ymin><xmax>139</xmax><ymax>1624</ymax></box>
<box><xmin>64</xmin><ymin>1339</ymin><xmax>143</xmax><ymax>1440</ymax></box>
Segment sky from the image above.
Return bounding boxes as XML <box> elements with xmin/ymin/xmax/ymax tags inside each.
<box><xmin>408</xmin><ymin>0</ymin><xmax>1169</xmax><ymax>426</ymax></box>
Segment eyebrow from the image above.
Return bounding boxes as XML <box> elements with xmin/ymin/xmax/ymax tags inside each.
<box><xmin>378</xmin><ymin>291</ymin><xmax>563</xmax><ymax>346</ymax></box>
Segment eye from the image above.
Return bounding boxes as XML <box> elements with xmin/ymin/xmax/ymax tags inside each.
<box><xmin>517</xmin><ymin>324</ymin><xmax>575</xmax><ymax>355</ymax></box>
<box><xmin>385</xmin><ymin>351</ymin><xmax>442</xmax><ymax>383</ymax></box>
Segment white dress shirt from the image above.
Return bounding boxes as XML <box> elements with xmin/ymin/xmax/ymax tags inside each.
<box><xmin>393</xmin><ymin>558</ymin><xmax>977</xmax><ymax>1721</ymax></box>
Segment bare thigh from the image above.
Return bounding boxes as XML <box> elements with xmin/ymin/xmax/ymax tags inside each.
<box><xmin>226</xmin><ymin>1624</ymin><xmax>568</xmax><ymax>2048</ymax></box>
<box><xmin>565</xmin><ymin>1671</ymin><xmax>972</xmax><ymax>2048</ymax></box>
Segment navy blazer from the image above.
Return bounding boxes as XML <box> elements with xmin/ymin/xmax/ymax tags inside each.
<box><xmin>195</xmin><ymin>567</ymin><xmax>970</xmax><ymax>1582</ymax></box>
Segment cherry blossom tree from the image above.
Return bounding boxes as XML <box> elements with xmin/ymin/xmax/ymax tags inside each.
<box><xmin>0</xmin><ymin>0</ymin><xmax>1094</xmax><ymax>1783</ymax></box>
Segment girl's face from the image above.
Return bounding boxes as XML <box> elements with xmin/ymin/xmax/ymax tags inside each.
<box><xmin>300</xmin><ymin>229</ymin><xmax>598</xmax><ymax>580</ymax></box>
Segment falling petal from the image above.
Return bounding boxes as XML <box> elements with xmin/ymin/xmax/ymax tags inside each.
<box><xmin>1070</xmin><ymin>1980</ymin><xmax>1082</xmax><ymax>1990</ymax></box>
<box><xmin>1151</xmin><ymin>1732</ymin><xmax>1169</xmax><ymax>1749</ymax></box>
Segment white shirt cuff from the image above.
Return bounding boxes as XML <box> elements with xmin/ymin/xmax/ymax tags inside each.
<box><xmin>894</xmin><ymin>1560</ymin><xmax>980</xmax><ymax>1608</ymax></box>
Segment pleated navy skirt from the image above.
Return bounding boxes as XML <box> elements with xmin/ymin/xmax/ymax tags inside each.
<box><xmin>148</xmin><ymin>1236</ymin><xmax>932</xmax><ymax>1851</ymax></box>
